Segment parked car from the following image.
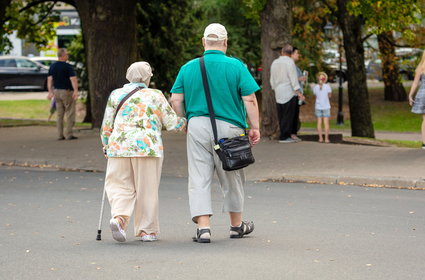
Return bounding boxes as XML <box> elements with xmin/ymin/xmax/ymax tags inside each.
<box><xmin>366</xmin><ymin>58</ymin><xmax>415</xmax><ymax>81</ymax></box>
<box><xmin>366</xmin><ymin>49</ymin><xmax>422</xmax><ymax>81</ymax></box>
<box><xmin>0</xmin><ymin>56</ymin><xmax>49</xmax><ymax>91</ymax></box>
<box><xmin>325</xmin><ymin>62</ymin><xmax>347</xmax><ymax>83</ymax></box>
<box><xmin>30</xmin><ymin>56</ymin><xmax>57</xmax><ymax>67</ymax></box>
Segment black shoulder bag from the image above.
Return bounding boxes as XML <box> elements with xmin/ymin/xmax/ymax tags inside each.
<box><xmin>199</xmin><ymin>56</ymin><xmax>255</xmax><ymax>171</ymax></box>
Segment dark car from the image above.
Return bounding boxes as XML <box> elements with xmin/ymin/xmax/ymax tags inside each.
<box><xmin>0</xmin><ymin>56</ymin><xmax>49</xmax><ymax>91</ymax></box>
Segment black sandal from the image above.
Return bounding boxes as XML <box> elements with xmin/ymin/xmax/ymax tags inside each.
<box><xmin>192</xmin><ymin>228</ymin><xmax>211</xmax><ymax>243</ymax></box>
<box><xmin>230</xmin><ymin>221</ymin><xmax>254</xmax><ymax>238</ymax></box>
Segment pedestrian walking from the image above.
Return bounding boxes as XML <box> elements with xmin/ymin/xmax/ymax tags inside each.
<box><xmin>313</xmin><ymin>72</ymin><xmax>332</xmax><ymax>143</ymax></box>
<box><xmin>47</xmin><ymin>48</ymin><xmax>79</xmax><ymax>140</ymax></box>
<box><xmin>100</xmin><ymin>61</ymin><xmax>186</xmax><ymax>242</ymax></box>
<box><xmin>170</xmin><ymin>23</ymin><xmax>260</xmax><ymax>243</ymax></box>
<box><xmin>270</xmin><ymin>44</ymin><xmax>305</xmax><ymax>143</ymax></box>
<box><xmin>291</xmin><ymin>46</ymin><xmax>308</xmax><ymax>141</ymax></box>
<box><xmin>408</xmin><ymin>51</ymin><xmax>425</xmax><ymax>149</ymax></box>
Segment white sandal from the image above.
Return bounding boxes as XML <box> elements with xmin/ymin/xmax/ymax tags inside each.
<box><xmin>110</xmin><ymin>217</ymin><xmax>126</xmax><ymax>242</ymax></box>
<box><xmin>141</xmin><ymin>234</ymin><xmax>158</xmax><ymax>242</ymax></box>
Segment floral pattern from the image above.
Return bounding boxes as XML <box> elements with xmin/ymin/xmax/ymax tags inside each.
<box><xmin>101</xmin><ymin>83</ymin><xmax>186</xmax><ymax>157</ymax></box>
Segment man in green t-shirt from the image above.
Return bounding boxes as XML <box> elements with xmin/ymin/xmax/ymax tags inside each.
<box><xmin>170</xmin><ymin>23</ymin><xmax>260</xmax><ymax>243</ymax></box>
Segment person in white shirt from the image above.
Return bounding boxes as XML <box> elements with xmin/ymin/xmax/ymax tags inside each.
<box><xmin>313</xmin><ymin>72</ymin><xmax>332</xmax><ymax>143</ymax></box>
<box><xmin>291</xmin><ymin>47</ymin><xmax>308</xmax><ymax>141</ymax></box>
<box><xmin>270</xmin><ymin>44</ymin><xmax>305</xmax><ymax>143</ymax></box>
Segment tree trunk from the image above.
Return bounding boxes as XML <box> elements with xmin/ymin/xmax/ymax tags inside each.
<box><xmin>0</xmin><ymin>0</ymin><xmax>11</xmax><ymax>25</ymax></box>
<box><xmin>83</xmin><ymin>91</ymin><xmax>92</xmax><ymax>123</ymax></box>
<box><xmin>75</xmin><ymin>0</ymin><xmax>138</xmax><ymax>128</ymax></box>
<box><xmin>260</xmin><ymin>0</ymin><xmax>292</xmax><ymax>139</ymax></box>
<box><xmin>336</xmin><ymin>0</ymin><xmax>375</xmax><ymax>138</ymax></box>
<box><xmin>377</xmin><ymin>32</ymin><xmax>407</xmax><ymax>102</ymax></box>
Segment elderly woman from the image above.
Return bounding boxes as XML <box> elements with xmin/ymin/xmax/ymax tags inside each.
<box><xmin>101</xmin><ymin>62</ymin><xmax>186</xmax><ymax>242</ymax></box>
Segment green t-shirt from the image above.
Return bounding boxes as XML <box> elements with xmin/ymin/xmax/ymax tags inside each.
<box><xmin>170</xmin><ymin>50</ymin><xmax>260</xmax><ymax>129</ymax></box>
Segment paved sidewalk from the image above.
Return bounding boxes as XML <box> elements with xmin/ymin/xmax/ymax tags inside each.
<box><xmin>1</xmin><ymin>125</ymin><xmax>424</xmax><ymax>189</ymax></box>
<box><xmin>300</xmin><ymin>127</ymin><xmax>423</xmax><ymax>142</ymax></box>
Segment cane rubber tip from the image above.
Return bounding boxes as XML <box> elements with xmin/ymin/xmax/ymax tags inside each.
<box><xmin>96</xmin><ymin>230</ymin><xmax>102</xmax><ymax>240</ymax></box>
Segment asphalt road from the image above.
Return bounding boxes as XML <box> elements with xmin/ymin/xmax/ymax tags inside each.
<box><xmin>1</xmin><ymin>166</ymin><xmax>424</xmax><ymax>280</ymax></box>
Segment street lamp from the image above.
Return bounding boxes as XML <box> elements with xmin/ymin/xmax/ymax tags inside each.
<box><xmin>324</xmin><ymin>21</ymin><xmax>344</xmax><ymax>125</ymax></box>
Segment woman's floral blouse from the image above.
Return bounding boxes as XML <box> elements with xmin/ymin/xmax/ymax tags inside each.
<box><xmin>101</xmin><ymin>83</ymin><xmax>186</xmax><ymax>158</ymax></box>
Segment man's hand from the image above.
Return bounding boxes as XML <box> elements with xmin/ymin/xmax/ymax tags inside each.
<box><xmin>248</xmin><ymin>128</ymin><xmax>260</xmax><ymax>146</ymax></box>
<box><xmin>297</xmin><ymin>91</ymin><xmax>305</xmax><ymax>101</ymax></box>
<box><xmin>72</xmin><ymin>90</ymin><xmax>79</xmax><ymax>100</ymax></box>
<box><xmin>47</xmin><ymin>92</ymin><xmax>54</xmax><ymax>100</ymax></box>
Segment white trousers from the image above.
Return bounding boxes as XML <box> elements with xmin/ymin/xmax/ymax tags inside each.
<box><xmin>104</xmin><ymin>157</ymin><xmax>163</xmax><ymax>236</ymax></box>
<box><xmin>187</xmin><ymin>117</ymin><xmax>246</xmax><ymax>222</ymax></box>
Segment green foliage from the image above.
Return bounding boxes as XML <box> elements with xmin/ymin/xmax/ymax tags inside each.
<box><xmin>292</xmin><ymin>1</ymin><xmax>330</xmax><ymax>81</ymax></box>
<box><xmin>67</xmin><ymin>33</ymin><xmax>88</xmax><ymax>91</ymax></box>
<box><xmin>197</xmin><ymin>0</ymin><xmax>262</xmax><ymax>72</ymax></box>
<box><xmin>241</xmin><ymin>0</ymin><xmax>266</xmax><ymax>22</ymax></box>
<box><xmin>1</xmin><ymin>0</ymin><xmax>60</xmax><ymax>54</ymax></box>
<box><xmin>348</xmin><ymin>0</ymin><xmax>422</xmax><ymax>39</ymax></box>
<box><xmin>137</xmin><ymin>0</ymin><xmax>262</xmax><ymax>92</ymax></box>
<box><xmin>137</xmin><ymin>0</ymin><xmax>202</xmax><ymax>92</ymax></box>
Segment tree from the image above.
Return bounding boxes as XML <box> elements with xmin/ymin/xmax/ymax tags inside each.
<box><xmin>377</xmin><ymin>32</ymin><xmax>407</xmax><ymax>101</ymax></box>
<box><xmin>1</xmin><ymin>0</ymin><xmax>59</xmax><ymax>54</ymax></box>
<box><xmin>348</xmin><ymin>0</ymin><xmax>422</xmax><ymax>102</ymax></box>
<box><xmin>136</xmin><ymin>0</ymin><xmax>202</xmax><ymax>92</ymax></box>
<box><xmin>67</xmin><ymin>33</ymin><xmax>91</xmax><ymax>122</ymax></box>
<box><xmin>1</xmin><ymin>0</ymin><xmax>138</xmax><ymax>128</ymax></box>
<box><xmin>331</xmin><ymin>0</ymin><xmax>375</xmax><ymax>137</ymax></box>
<box><xmin>292</xmin><ymin>0</ymin><xmax>329</xmax><ymax>84</ymax></box>
<box><xmin>259</xmin><ymin>0</ymin><xmax>293</xmax><ymax>138</ymax></box>
<box><xmin>0</xmin><ymin>0</ymin><xmax>12</xmax><ymax>52</ymax></box>
<box><xmin>74</xmin><ymin>0</ymin><xmax>138</xmax><ymax>128</ymax></box>
<box><xmin>0</xmin><ymin>0</ymin><xmax>11</xmax><ymax>26</ymax></box>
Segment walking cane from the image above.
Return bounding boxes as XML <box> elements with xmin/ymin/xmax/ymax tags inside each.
<box><xmin>96</xmin><ymin>187</ymin><xmax>107</xmax><ymax>241</ymax></box>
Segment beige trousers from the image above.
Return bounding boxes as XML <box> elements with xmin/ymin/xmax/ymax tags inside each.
<box><xmin>104</xmin><ymin>157</ymin><xmax>163</xmax><ymax>236</ymax></box>
<box><xmin>54</xmin><ymin>89</ymin><xmax>75</xmax><ymax>139</ymax></box>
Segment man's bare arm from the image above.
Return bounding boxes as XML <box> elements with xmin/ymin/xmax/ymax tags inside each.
<box><xmin>170</xmin><ymin>93</ymin><xmax>185</xmax><ymax>117</ymax></box>
<box><xmin>47</xmin><ymin>76</ymin><xmax>54</xmax><ymax>100</ymax></box>
<box><xmin>242</xmin><ymin>93</ymin><xmax>260</xmax><ymax>146</ymax></box>
<box><xmin>70</xmin><ymin>76</ymin><xmax>78</xmax><ymax>100</ymax></box>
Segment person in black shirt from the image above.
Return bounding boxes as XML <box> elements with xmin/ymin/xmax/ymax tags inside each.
<box><xmin>47</xmin><ymin>48</ymin><xmax>79</xmax><ymax>140</ymax></box>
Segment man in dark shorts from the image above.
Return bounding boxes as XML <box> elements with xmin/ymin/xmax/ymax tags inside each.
<box><xmin>47</xmin><ymin>48</ymin><xmax>79</xmax><ymax>140</ymax></box>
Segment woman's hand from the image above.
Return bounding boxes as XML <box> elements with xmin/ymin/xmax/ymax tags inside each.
<box><xmin>408</xmin><ymin>95</ymin><xmax>414</xmax><ymax>106</ymax></box>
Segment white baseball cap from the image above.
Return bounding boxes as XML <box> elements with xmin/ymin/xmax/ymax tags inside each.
<box><xmin>203</xmin><ymin>23</ymin><xmax>228</xmax><ymax>41</ymax></box>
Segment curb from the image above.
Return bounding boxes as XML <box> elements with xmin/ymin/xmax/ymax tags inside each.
<box><xmin>257</xmin><ymin>175</ymin><xmax>425</xmax><ymax>190</ymax></box>
<box><xmin>2</xmin><ymin>160</ymin><xmax>424</xmax><ymax>190</ymax></box>
<box><xmin>0</xmin><ymin>160</ymin><xmax>103</xmax><ymax>173</ymax></box>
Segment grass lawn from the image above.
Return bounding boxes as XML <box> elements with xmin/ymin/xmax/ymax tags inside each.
<box><xmin>0</xmin><ymin>87</ymin><xmax>423</xmax><ymax>133</ymax></box>
<box><xmin>0</xmin><ymin>99</ymin><xmax>52</xmax><ymax>120</ymax></box>
<box><xmin>300</xmin><ymin>87</ymin><xmax>422</xmax><ymax>133</ymax></box>
<box><xmin>0</xmin><ymin>99</ymin><xmax>89</xmax><ymax>127</ymax></box>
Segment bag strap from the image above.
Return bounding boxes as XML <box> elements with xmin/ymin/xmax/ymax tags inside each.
<box><xmin>199</xmin><ymin>56</ymin><xmax>219</xmax><ymax>145</ymax></box>
<box><xmin>113</xmin><ymin>86</ymin><xmax>143</xmax><ymax>122</ymax></box>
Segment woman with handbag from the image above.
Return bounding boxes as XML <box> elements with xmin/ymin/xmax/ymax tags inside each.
<box><xmin>100</xmin><ymin>61</ymin><xmax>186</xmax><ymax>242</ymax></box>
